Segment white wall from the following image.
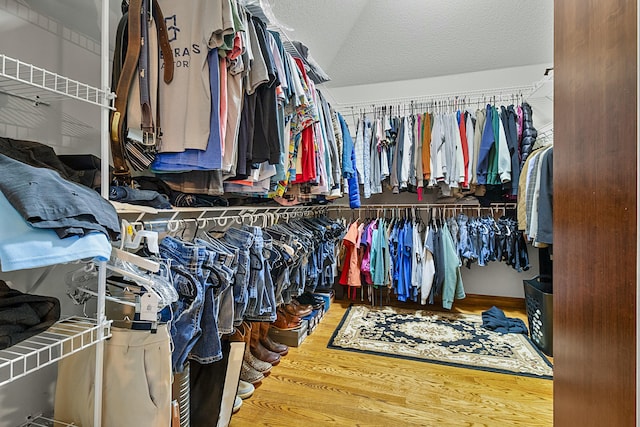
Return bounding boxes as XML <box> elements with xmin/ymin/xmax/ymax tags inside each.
<box><xmin>0</xmin><ymin>0</ymin><xmax>107</xmax><ymax>156</ymax></box>
<box><xmin>461</xmin><ymin>253</ymin><xmax>540</xmax><ymax>299</ymax></box>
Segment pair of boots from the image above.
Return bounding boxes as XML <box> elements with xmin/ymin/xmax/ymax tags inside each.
<box><xmin>230</xmin><ymin>322</ymin><xmax>288</xmax><ymax>385</ymax></box>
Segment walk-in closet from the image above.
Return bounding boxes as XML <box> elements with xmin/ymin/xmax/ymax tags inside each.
<box><xmin>0</xmin><ymin>0</ymin><xmax>636</xmax><ymax>426</ymax></box>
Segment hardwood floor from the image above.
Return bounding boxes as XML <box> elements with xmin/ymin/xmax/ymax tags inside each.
<box><xmin>230</xmin><ymin>294</ymin><xmax>553</xmax><ymax>427</ymax></box>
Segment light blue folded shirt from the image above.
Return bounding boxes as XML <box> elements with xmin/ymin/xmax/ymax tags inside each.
<box><xmin>0</xmin><ymin>191</ymin><xmax>112</xmax><ymax>272</ymax></box>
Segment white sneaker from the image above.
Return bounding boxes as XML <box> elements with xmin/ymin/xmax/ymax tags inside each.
<box><xmin>237</xmin><ymin>379</ymin><xmax>255</xmax><ymax>400</ymax></box>
<box><xmin>232</xmin><ymin>395</ymin><xmax>243</xmax><ymax>414</ymax></box>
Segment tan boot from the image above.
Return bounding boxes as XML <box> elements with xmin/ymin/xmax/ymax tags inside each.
<box><xmin>240</xmin><ymin>360</ymin><xmax>264</xmax><ymax>385</ymax></box>
<box><xmin>250</xmin><ymin>322</ymin><xmax>281</xmax><ymax>365</ymax></box>
<box><xmin>241</xmin><ymin>322</ymin><xmax>272</xmax><ymax>375</ymax></box>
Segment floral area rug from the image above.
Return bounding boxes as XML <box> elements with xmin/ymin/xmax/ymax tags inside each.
<box><xmin>328</xmin><ymin>305</ymin><xmax>553</xmax><ymax>379</ymax></box>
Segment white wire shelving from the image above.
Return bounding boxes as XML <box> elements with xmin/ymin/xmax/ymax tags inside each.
<box><xmin>0</xmin><ymin>54</ymin><xmax>114</xmax><ymax>109</ymax></box>
<box><xmin>1</xmin><ymin>1</ymin><xmax>113</xmax><ymax>426</ymax></box>
<box><xmin>0</xmin><ymin>317</ymin><xmax>112</xmax><ymax>388</ymax></box>
<box><xmin>19</xmin><ymin>415</ymin><xmax>77</xmax><ymax>427</ymax></box>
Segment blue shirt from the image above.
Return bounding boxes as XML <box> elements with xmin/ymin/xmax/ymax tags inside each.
<box><xmin>151</xmin><ymin>48</ymin><xmax>222</xmax><ymax>172</ymax></box>
<box><xmin>0</xmin><ymin>191</ymin><xmax>111</xmax><ymax>272</ymax></box>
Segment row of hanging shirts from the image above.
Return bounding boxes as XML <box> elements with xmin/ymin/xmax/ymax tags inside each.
<box><xmin>338</xmin><ymin>206</ymin><xmax>528</xmax><ymax>309</ymax></box>
<box><xmin>346</xmin><ymin>98</ymin><xmax>538</xmax><ymax>204</ymax></box>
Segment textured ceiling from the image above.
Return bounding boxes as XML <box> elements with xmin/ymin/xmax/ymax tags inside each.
<box><xmin>270</xmin><ymin>0</ymin><xmax>554</xmax><ymax>88</ymax></box>
<box><xmin>16</xmin><ymin>0</ymin><xmax>554</xmax><ymax>90</ymax></box>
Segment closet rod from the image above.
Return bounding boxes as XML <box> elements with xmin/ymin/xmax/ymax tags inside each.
<box><xmin>120</xmin><ymin>205</ymin><xmax>329</xmax><ymax>224</ymax></box>
<box><xmin>333</xmin><ymin>84</ymin><xmax>536</xmax><ymax>111</ymax></box>
<box><xmin>127</xmin><ymin>209</ymin><xmax>328</xmax><ymax>231</ymax></box>
<box><xmin>329</xmin><ymin>203</ymin><xmax>517</xmax><ymax>210</ymax></box>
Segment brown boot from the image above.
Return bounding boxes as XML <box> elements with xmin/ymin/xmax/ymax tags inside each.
<box><xmin>273</xmin><ymin>307</ymin><xmax>302</xmax><ymax>330</ymax></box>
<box><xmin>241</xmin><ymin>323</ymin><xmax>272</xmax><ymax>375</ymax></box>
<box><xmin>230</xmin><ymin>323</ymin><xmax>266</xmax><ymax>384</ymax></box>
<box><xmin>228</xmin><ymin>324</ymin><xmax>245</xmax><ymax>342</ymax></box>
<box><xmin>250</xmin><ymin>322</ymin><xmax>281</xmax><ymax>365</ymax></box>
<box><xmin>260</xmin><ymin>322</ymin><xmax>289</xmax><ymax>356</ymax></box>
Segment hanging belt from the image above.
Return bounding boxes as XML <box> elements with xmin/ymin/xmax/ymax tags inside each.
<box><xmin>110</xmin><ymin>0</ymin><xmax>174</xmax><ymax>184</ymax></box>
<box><xmin>139</xmin><ymin>0</ymin><xmax>153</xmax><ymax>144</ymax></box>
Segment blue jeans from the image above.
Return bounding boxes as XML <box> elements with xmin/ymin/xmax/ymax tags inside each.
<box><xmin>481</xmin><ymin>217</ymin><xmax>497</xmax><ymax>263</ymax></box>
<box><xmin>195</xmin><ymin>237</ymin><xmax>236</xmax><ymax>335</ymax></box>
<box><xmin>159</xmin><ymin>236</ymin><xmax>205</xmax><ymax>373</ymax></box>
<box><xmin>242</xmin><ymin>226</ymin><xmax>277</xmax><ymax>322</ymax></box>
<box><xmin>456</xmin><ymin>214</ymin><xmax>474</xmax><ymax>261</ymax></box>
<box><xmin>223</xmin><ymin>227</ymin><xmax>254</xmax><ymax>326</ymax></box>
<box><xmin>270</xmin><ymin>244</ymin><xmax>291</xmax><ymax>306</ymax></box>
<box><xmin>109</xmin><ymin>185</ymin><xmax>172</xmax><ymax>209</ymax></box>
<box><xmin>189</xmin><ymin>244</ymin><xmax>222</xmax><ymax>364</ymax></box>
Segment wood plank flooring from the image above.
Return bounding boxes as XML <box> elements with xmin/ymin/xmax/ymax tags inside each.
<box><xmin>230</xmin><ymin>295</ymin><xmax>553</xmax><ymax>427</ymax></box>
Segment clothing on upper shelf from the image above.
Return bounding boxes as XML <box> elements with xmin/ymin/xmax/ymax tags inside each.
<box><xmin>0</xmin><ymin>191</ymin><xmax>111</xmax><ymax>272</ymax></box>
<box><xmin>348</xmin><ymin>101</ymin><xmax>537</xmax><ymax>202</ymax></box>
<box><xmin>0</xmin><ymin>153</ymin><xmax>120</xmax><ymax>240</ymax></box>
<box><xmin>112</xmin><ymin>0</ymin><xmax>542</xmax><ymax>207</ymax></box>
<box><xmin>114</xmin><ymin>0</ymin><xmax>348</xmax><ymax>206</ymax></box>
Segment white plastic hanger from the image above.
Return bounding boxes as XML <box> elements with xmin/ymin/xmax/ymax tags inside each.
<box><xmin>120</xmin><ymin>219</ymin><xmax>160</xmax><ymax>253</ymax></box>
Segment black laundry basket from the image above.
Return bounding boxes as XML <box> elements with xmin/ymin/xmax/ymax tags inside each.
<box><xmin>523</xmin><ymin>277</ymin><xmax>553</xmax><ymax>356</ymax></box>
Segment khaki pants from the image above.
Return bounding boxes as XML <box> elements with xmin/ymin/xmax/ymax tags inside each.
<box><xmin>55</xmin><ymin>325</ymin><xmax>172</xmax><ymax>427</ymax></box>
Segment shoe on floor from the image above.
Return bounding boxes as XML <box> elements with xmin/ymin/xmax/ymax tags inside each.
<box><xmin>237</xmin><ymin>380</ymin><xmax>255</xmax><ymax>400</ymax></box>
<box><xmin>232</xmin><ymin>395</ymin><xmax>243</xmax><ymax>414</ymax></box>
<box><xmin>240</xmin><ymin>360</ymin><xmax>264</xmax><ymax>385</ymax></box>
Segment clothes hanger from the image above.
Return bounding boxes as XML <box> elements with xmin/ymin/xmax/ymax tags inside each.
<box><xmin>120</xmin><ymin>219</ymin><xmax>160</xmax><ymax>254</ymax></box>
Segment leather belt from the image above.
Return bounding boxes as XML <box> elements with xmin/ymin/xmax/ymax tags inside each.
<box><xmin>110</xmin><ymin>0</ymin><xmax>174</xmax><ymax>183</ymax></box>
<box><xmin>139</xmin><ymin>0</ymin><xmax>153</xmax><ymax>142</ymax></box>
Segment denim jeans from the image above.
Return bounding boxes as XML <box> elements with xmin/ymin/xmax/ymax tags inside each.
<box><xmin>242</xmin><ymin>225</ymin><xmax>277</xmax><ymax>322</ymax></box>
<box><xmin>270</xmin><ymin>243</ymin><xmax>291</xmax><ymax>306</ymax></box>
<box><xmin>223</xmin><ymin>227</ymin><xmax>254</xmax><ymax>326</ymax></box>
<box><xmin>466</xmin><ymin>218</ymin><xmax>481</xmax><ymax>266</ymax></box>
<box><xmin>189</xmin><ymin>246</ymin><xmax>222</xmax><ymax>364</ymax></box>
<box><xmin>195</xmin><ymin>237</ymin><xmax>236</xmax><ymax>335</ymax></box>
<box><xmin>286</xmin><ymin>251</ymin><xmax>306</xmax><ymax>301</ymax></box>
<box><xmin>481</xmin><ymin>217</ymin><xmax>497</xmax><ymax>263</ymax></box>
<box><xmin>109</xmin><ymin>186</ymin><xmax>172</xmax><ymax>209</ymax></box>
<box><xmin>455</xmin><ymin>214</ymin><xmax>471</xmax><ymax>261</ymax></box>
<box><xmin>159</xmin><ymin>237</ymin><xmax>205</xmax><ymax>373</ymax></box>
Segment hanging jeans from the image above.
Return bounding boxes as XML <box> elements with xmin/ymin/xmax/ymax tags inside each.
<box><xmin>243</xmin><ymin>225</ymin><xmax>277</xmax><ymax>322</ymax></box>
<box><xmin>199</xmin><ymin>237</ymin><xmax>238</xmax><ymax>335</ymax></box>
<box><xmin>223</xmin><ymin>227</ymin><xmax>254</xmax><ymax>326</ymax></box>
<box><xmin>159</xmin><ymin>237</ymin><xmax>205</xmax><ymax>373</ymax></box>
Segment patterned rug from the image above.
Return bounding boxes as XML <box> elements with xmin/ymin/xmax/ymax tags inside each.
<box><xmin>328</xmin><ymin>305</ymin><xmax>553</xmax><ymax>379</ymax></box>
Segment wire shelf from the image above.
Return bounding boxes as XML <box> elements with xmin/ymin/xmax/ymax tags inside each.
<box><xmin>0</xmin><ymin>317</ymin><xmax>112</xmax><ymax>388</ymax></box>
<box><xmin>0</xmin><ymin>54</ymin><xmax>114</xmax><ymax>109</ymax></box>
<box><xmin>19</xmin><ymin>415</ymin><xmax>78</xmax><ymax>427</ymax></box>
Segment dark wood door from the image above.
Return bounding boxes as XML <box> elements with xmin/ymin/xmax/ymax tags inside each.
<box><xmin>554</xmin><ymin>0</ymin><xmax>637</xmax><ymax>425</ymax></box>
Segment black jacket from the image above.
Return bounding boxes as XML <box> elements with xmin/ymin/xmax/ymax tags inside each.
<box><xmin>519</xmin><ymin>102</ymin><xmax>538</xmax><ymax>169</ymax></box>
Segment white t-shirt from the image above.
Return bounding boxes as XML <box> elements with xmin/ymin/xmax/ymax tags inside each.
<box><xmin>157</xmin><ymin>0</ymin><xmax>234</xmax><ymax>153</ymax></box>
